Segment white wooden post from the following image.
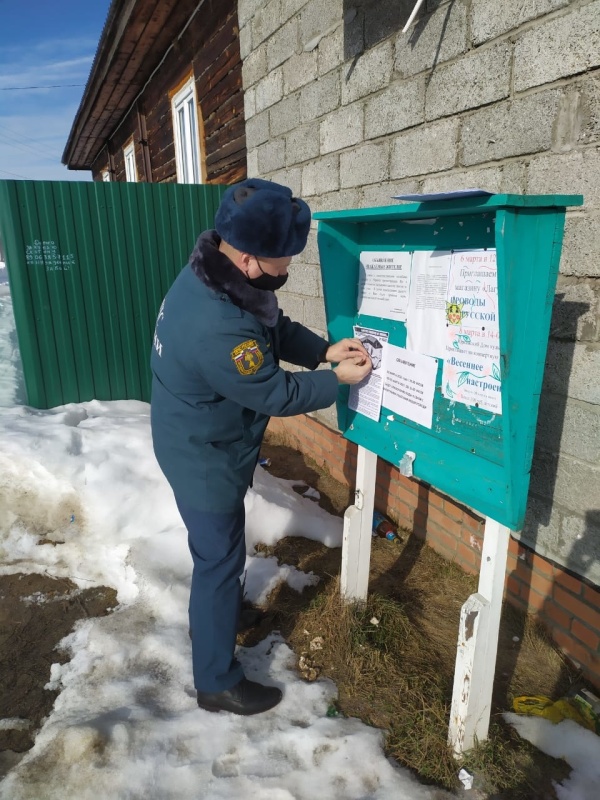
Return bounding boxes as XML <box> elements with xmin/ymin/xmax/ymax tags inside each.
<box><xmin>340</xmin><ymin>444</ymin><xmax>377</xmax><ymax>602</ymax></box>
<box><xmin>448</xmin><ymin>517</ymin><xmax>510</xmax><ymax>755</ymax></box>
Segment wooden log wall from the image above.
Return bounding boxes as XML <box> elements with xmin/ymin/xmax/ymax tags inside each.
<box><xmin>92</xmin><ymin>0</ymin><xmax>246</xmax><ymax>186</ymax></box>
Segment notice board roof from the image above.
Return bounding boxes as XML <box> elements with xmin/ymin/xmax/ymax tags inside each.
<box><xmin>313</xmin><ymin>194</ymin><xmax>583</xmax><ymax>223</ymax></box>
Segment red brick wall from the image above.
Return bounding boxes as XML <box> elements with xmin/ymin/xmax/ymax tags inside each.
<box><xmin>268</xmin><ymin>413</ymin><xmax>600</xmax><ymax>689</ymax></box>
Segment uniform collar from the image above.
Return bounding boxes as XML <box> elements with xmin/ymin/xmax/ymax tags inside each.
<box><xmin>189</xmin><ymin>230</ymin><xmax>280</xmax><ymax>327</ymax></box>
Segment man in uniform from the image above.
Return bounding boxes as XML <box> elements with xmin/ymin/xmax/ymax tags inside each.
<box><xmin>151</xmin><ymin>178</ymin><xmax>371</xmax><ymax>715</ymax></box>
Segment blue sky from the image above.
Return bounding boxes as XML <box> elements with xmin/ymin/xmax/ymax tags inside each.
<box><xmin>0</xmin><ymin>0</ymin><xmax>112</xmax><ymax>181</ymax></box>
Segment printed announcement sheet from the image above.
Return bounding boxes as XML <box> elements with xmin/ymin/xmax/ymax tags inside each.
<box><xmin>405</xmin><ymin>250</ymin><xmax>452</xmax><ymax>358</ymax></box>
<box><xmin>382</xmin><ymin>345</ymin><xmax>438</xmax><ymax>429</ymax></box>
<box><xmin>357</xmin><ymin>250</ymin><xmax>412</xmax><ymax>321</ymax></box>
<box><xmin>441</xmin><ymin>249</ymin><xmax>501</xmax><ymax>414</ymax></box>
<box><xmin>348</xmin><ymin>326</ymin><xmax>389</xmax><ymax>421</ymax></box>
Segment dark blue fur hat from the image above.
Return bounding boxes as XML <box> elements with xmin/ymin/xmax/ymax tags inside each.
<box><xmin>214</xmin><ymin>178</ymin><xmax>311</xmax><ymax>258</ymax></box>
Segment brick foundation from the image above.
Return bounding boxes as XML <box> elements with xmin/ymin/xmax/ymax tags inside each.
<box><xmin>268</xmin><ymin>413</ymin><xmax>600</xmax><ymax>689</ymax></box>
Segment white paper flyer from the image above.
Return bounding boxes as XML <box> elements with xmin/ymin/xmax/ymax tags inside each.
<box><xmin>382</xmin><ymin>345</ymin><xmax>438</xmax><ymax>429</ymax></box>
<box><xmin>405</xmin><ymin>249</ymin><xmax>452</xmax><ymax>358</ymax></box>
<box><xmin>357</xmin><ymin>250</ymin><xmax>412</xmax><ymax>321</ymax></box>
<box><xmin>348</xmin><ymin>326</ymin><xmax>389</xmax><ymax>422</ymax></box>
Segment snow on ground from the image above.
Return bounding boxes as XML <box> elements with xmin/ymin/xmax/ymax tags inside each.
<box><xmin>0</xmin><ymin>400</ymin><xmax>453</xmax><ymax>799</ymax></box>
<box><xmin>505</xmin><ymin>712</ymin><xmax>600</xmax><ymax>800</ymax></box>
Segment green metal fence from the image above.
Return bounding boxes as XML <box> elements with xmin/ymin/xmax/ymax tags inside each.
<box><xmin>0</xmin><ymin>180</ymin><xmax>227</xmax><ymax>408</ymax></box>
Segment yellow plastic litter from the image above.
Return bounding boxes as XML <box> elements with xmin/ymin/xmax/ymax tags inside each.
<box><xmin>513</xmin><ymin>695</ymin><xmax>596</xmax><ymax>732</ymax></box>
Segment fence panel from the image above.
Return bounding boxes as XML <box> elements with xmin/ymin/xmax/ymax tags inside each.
<box><xmin>0</xmin><ymin>180</ymin><xmax>227</xmax><ymax>408</ymax></box>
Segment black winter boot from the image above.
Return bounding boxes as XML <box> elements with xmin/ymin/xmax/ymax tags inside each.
<box><xmin>197</xmin><ymin>678</ymin><xmax>282</xmax><ymax>715</ymax></box>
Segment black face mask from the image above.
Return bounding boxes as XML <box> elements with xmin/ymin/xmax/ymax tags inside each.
<box><xmin>247</xmin><ymin>258</ymin><xmax>289</xmax><ymax>292</ymax></box>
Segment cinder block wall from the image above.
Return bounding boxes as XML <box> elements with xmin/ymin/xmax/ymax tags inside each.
<box><xmin>239</xmin><ymin>0</ymin><xmax>600</xmax><ymax>684</ymax></box>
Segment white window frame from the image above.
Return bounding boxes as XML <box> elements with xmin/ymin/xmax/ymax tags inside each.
<box><xmin>101</xmin><ymin>168</ymin><xmax>111</xmax><ymax>182</ymax></box>
<box><xmin>123</xmin><ymin>141</ymin><xmax>138</xmax><ymax>182</ymax></box>
<box><xmin>171</xmin><ymin>76</ymin><xmax>203</xmax><ymax>184</ymax></box>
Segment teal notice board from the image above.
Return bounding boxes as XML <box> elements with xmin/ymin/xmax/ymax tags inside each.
<box><xmin>314</xmin><ymin>194</ymin><xmax>582</xmax><ymax>530</ymax></box>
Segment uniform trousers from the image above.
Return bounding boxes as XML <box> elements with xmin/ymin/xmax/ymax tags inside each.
<box><xmin>175</xmin><ymin>497</ymin><xmax>246</xmax><ymax>693</ymax></box>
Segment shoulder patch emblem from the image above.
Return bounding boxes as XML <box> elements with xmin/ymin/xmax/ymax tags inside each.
<box><xmin>231</xmin><ymin>339</ymin><xmax>264</xmax><ymax>375</ymax></box>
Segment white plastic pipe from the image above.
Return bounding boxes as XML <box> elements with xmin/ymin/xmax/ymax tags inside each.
<box><xmin>402</xmin><ymin>0</ymin><xmax>426</xmax><ymax>33</ymax></box>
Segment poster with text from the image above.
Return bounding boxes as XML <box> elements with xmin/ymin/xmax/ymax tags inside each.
<box><xmin>441</xmin><ymin>249</ymin><xmax>501</xmax><ymax>414</ymax></box>
<box><xmin>382</xmin><ymin>345</ymin><xmax>438</xmax><ymax>429</ymax></box>
<box><xmin>348</xmin><ymin>326</ymin><xmax>389</xmax><ymax>421</ymax></box>
<box><xmin>357</xmin><ymin>250</ymin><xmax>412</xmax><ymax>321</ymax></box>
<box><xmin>405</xmin><ymin>250</ymin><xmax>452</xmax><ymax>358</ymax></box>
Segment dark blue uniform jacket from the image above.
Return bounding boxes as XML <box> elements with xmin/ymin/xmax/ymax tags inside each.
<box><xmin>150</xmin><ymin>231</ymin><xmax>339</xmax><ymax>512</ymax></box>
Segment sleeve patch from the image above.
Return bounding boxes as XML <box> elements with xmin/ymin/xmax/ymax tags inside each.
<box><xmin>231</xmin><ymin>339</ymin><xmax>264</xmax><ymax>375</ymax></box>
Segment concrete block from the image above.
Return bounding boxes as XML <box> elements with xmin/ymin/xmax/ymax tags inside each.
<box><xmin>314</xmin><ymin>403</ymin><xmax>340</xmax><ymax>432</ymax></box>
<box><xmin>461</xmin><ymin>89</ymin><xmax>561</xmax><ymax>167</ymax></box>
<box><xmin>298</xmin><ymin>0</ymin><xmax>342</xmax><ymax>51</ymax></box>
<box><xmin>363</xmin><ymin>0</ymin><xmax>413</xmax><ymax>49</ymax></box>
<box><xmin>471</xmin><ymin>0</ymin><xmax>568</xmax><ymax>46</ymax></box>
<box><xmin>560</xmin><ymin>213</ymin><xmax>600</xmax><ymax>278</ymax></box>
<box><xmin>302</xmin><ymin>154</ymin><xmax>340</xmax><ymax>196</ymax></box>
<box><xmin>281</xmin><ymin>0</ymin><xmax>309</xmax><ymax>25</ymax></box>
<box><xmin>577</xmin><ymin>73</ymin><xmax>600</xmax><ymax>146</ymax></box>
<box><xmin>316</xmin><ymin>9</ymin><xmax>363</xmax><ymax>76</ymax></box>
<box><xmin>394</xmin><ymin>1</ymin><xmax>468</xmax><ymax>79</ymax></box>
<box><xmin>300</xmin><ymin>71</ymin><xmax>341</xmax><ymax>122</ymax></box>
<box><xmin>242</xmin><ymin>45</ymin><xmax>267</xmax><ymax>89</ymax></box>
<box><xmin>285</xmin><ymin>123</ymin><xmax>320</xmax><ymax>166</ymax></box>
<box><xmin>559</xmin><ymin>512</ymin><xmax>600</xmax><ymax>584</ymax></box>
<box><xmin>239</xmin><ymin>24</ymin><xmax>252</xmax><ymax>61</ymax></box>
<box><xmin>527</xmin><ymin>149</ymin><xmax>600</xmax><ymax>210</ymax></box>
<box><xmin>251</xmin><ymin>0</ymin><xmax>283</xmax><ymax>47</ymax></box>
<box><xmin>246</xmin><ymin>147</ymin><xmax>259</xmax><ymax>178</ymax></box>
<box><xmin>518</xmin><ymin>492</ymin><xmax>562</xmax><ymax>553</ymax></box>
<box><xmin>267</xmin><ymin>18</ymin><xmax>299</xmax><ymax>71</ymax></box>
<box><xmin>246</xmin><ymin>110</ymin><xmax>270</xmax><ymax>150</ymax></box>
<box><xmin>528</xmin><ymin>448</ymin><xmax>559</xmax><ymax>503</ymax></box>
<box><xmin>421</xmin><ymin>162</ymin><xmax>526</xmax><ymax>195</ymax></box>
<box><xmin>364</xmin><ymin>75</ymin><xmax>425</xmax><ymax>140</ymax></box>
<box><xmin>244</xmin><ymin>85</ymin><xmax>256</xmax><ymax>119</ymax></box>
<box><xmin>301</xmin><ymin>230</ymin><xmax>320</xmax><ymax>266</ymax></box>
<box><xmin>277</xmin><ymin>291</ymin><xmax>305</xmax><ymax>325</ymax></box>
<box><xmin>239</xmin><ymin>0</ymin><xmax>265</xmax><ymax>28</ymax></box>
<box><xmin>304</xmin><ymin>295</ymin><xmax>328</xmax><ymax>330</ymax></box>
<box><xmin>361</xmin><ymin>179</ymin><xmax>420</xmax><ymax>207</ymax></box>
<box><xmin>425</xmin><ymin>42</ymin><xmax>511</xmax><ymax>119</ymax></box>
<box><xmin>514</xmin><ymin>4</ymin><xmax>600</xmax><ymax>92</ymax></box>
<box><xmin>269</xmin><ymin>93</ymin><xmax>301</xmax><ymax>138</ymax></box>
<box><xmin>536</xmin><ymin>393</ymin><xmax>600</xmax><ymax>464</ymax></box>
<box><xmin>286</xmin><ymin>263</ymin><xmax>320</xmax><ymax>296</ymax></box>
<box><xmin>340</xmin><ymin>141</ymin><xmax>390</xmax><ymax>188</ymax></box>
<box><xmin>551</xmin><ymin>77</ymin><xmax>600</xmax><ymax>151</ymax></box>
<box><xmin>553</xmin><ymin>453</ymin><xmax>600</xmax><ymax>514</ymax></box>
<box><xmin>255</xmin><ymin>68</ymin><xmax>284</xmax><ymax>113</ymax></box>
<box><xmin>320</xmin><ymin>103</ymin><xmax>364</xmax><ymax>155</ymax></box>
<box><xmin>317</xmin><ymin>23</ymin><xmax>345</xmax><ymax>77</ymax></box>
<box><xmin>267</xmin><ymin>167</ymin><xmax>302</xmax><ymax>196</ymax></box>
<box><xmin>283</xmin><ymin>49</ymin><xmax>318</xmax><ymax>94</ymax></box>
<box><xmin>551</xmin><ymin>277</ymin><xmax>600</xmax><ymax>342</ymax></box>
<box><xmin>391</xmin><ymin>118</ymin><xmax>458</xmax><ymax>178</ymax></box>
<box><xmin>308</xmin><ymin>187</ymin><xmax>362</xmax><ymax>213</ymax></box>
<box><xmin>257</xmin><ymin>138</ymin><xmax>286</xmax><ymax>174</ymax></box>
<box><xmin>341</xmin><ymin>40</ymin><xmax>393</xmax><ymax>105</ymax></box>
<box><xmin>542</xmin><ymin>340</ymin><xmax>600</xmax><ymax>405</ymax></box>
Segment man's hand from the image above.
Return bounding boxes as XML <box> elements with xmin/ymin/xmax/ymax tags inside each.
<box><xmin>333</xmin><ymin>355</ymin><xmax>373</xmax><ymax>385</ymax></box>
<box><xmin>325</xmin><ymin>338</ymin><xmax>369</xmax><ymax>364</ymax></box>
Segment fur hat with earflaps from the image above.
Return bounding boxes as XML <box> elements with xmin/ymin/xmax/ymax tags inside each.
<box><xmin>215</xmin><ymin>178</ymin><xmax>311</xmax><ymax>258</ymax></box>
